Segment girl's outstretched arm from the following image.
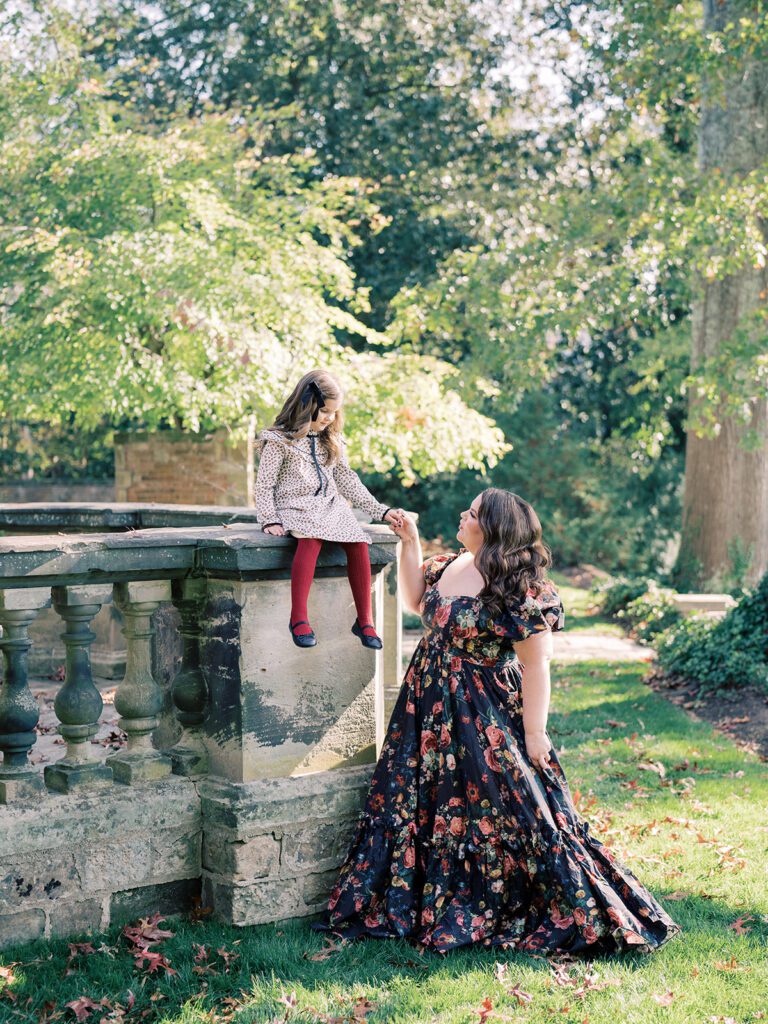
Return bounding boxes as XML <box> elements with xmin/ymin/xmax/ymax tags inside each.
<box><xmin>333</xmin><ymin>441</ymin><xmax>390</xmax><ymax>521</ymax></box>
<box><xmin>254</xmin><ymin>440</ymin><xmax>286</xmax><ymax>529</ymax></box>
<box><xmin>391</xmin><ymin>514</ymin><xmax>426</xmax><ymax>614</ymax></box>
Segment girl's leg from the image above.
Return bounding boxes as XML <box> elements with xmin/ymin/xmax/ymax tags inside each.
<box><xmin>340</xmin><ymin>541</ymin><xmax>378</xmax><ymax>639</ymax></box>
<box><xmin>291</xmin><ymin>538</ymin><xmax>323</xmax><ymax>636</ymax></box>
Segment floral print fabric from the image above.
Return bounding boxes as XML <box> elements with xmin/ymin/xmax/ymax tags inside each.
<box><xmin>311</xmin><ymin>550</ymin><xmax>682</xmax><ymax>956</ymax></box>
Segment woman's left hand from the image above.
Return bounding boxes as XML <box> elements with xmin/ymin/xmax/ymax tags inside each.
<box><xmin>524</xmin><ymin>730</ymin><xmax>552</xmax><ymax>773</ymax></box>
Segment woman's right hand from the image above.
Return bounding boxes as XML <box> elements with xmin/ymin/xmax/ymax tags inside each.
<box><xmin>263</xmin><ymin>524</ymin><xmax>287</xmax><ymax>536</ymax></box>
<box><xmin>391</xmin><ymin>511</ymin><xmax>419</xmax><ymax>543</ymax></box>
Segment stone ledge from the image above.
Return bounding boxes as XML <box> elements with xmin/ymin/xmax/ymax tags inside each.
<box><xmin>0</xmin><ymin>777</ymin><xmax>201</xmax><ymax>858</ymax></box>
<box><xmin>198</xmin><ymin>766</ymin><xmax>374</xmax><ymax>835</ymax></box>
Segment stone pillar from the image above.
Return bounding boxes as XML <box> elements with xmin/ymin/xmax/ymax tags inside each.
<box><xmin>107</xmin><ymin>581</ymin><xmax>173</xmax><ymax>784</ymax></box>
<box><xmin>200</xmin><ymin>767</ymin><xmax>373</xmax><ymax>926</ymax></box>
<box><xmin>379</xmin><ymin>545</ymin><xmax>403</xmax><ymax>748</ymax></box>
<box><xmin>199</xmin><ymin>572</ymin><xmax>380</xmax><ymax>782</ymax></box>
<box><xmin>168</xmin><ymin>578</ymin><xmax>209</xmax><ymax>777</ymax></box>
<box><xmin>0</xmin><ymin>588</ymin><xmax>51</xmax><ymax>803</ymax></box>
<box><xmin>195</xmin><ymin>530</ymin><xmax>398</xmax><ymax>926</ymax></box>
<box><xmin>45</xmin><ymin>585</ymin><xmax>114</xmax><ymax>793</ymax></box>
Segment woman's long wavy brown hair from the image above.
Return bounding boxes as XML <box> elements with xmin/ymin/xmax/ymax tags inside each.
<box><xmin>475</xmin><ymin>488</ymin><xmax>552</xmax><ymax>617</ymax></box>
<box><xmin>268</xmin><ymin>369</ymin><xmax>345</xmax><ymax>464</ymax></box>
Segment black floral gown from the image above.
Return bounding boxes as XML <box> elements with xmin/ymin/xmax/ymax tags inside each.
<box><xmin>311</xmin><ymin>550</ymin><xmax>682</xmax><ymax>956</ymax></box>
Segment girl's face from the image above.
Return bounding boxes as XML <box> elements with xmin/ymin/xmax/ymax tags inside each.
<box><xmin>310</xmin><ymin>396</ymin><xmax>341</xmax><ymax>431</ymax></box>
<box><xmin>457</xmin><ymin>494</ymin><xmax>484</xmax><ymax>552</ymax></box>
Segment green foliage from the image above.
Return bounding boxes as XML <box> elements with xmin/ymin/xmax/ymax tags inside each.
<box><xmin>0</xmin><ymin>421</ymin><xmax>114</xmax><ymax>482</ymax></box>
<box><xmin>617</xmin><ymin>584</ymin><xmax>683</xmax><ymax>645</ymax></box>
<box><xmin>0</xmin><ymin>12</ymin><xmax>507</xmax><ymax>482</ymax></box>
<box><xmin>655</xmin><ymin>571</ymin><xmax>768</xmax><ymax>694</ymax></box>
<box><xmin>591</xmin><ymin>576</ymin><xmax>654</xmax><ymax>618</ymax></box>
<box><xmin>85</xmin><ymin>0</ymin><xmax>515</xmax><ymax>329</ymax></box>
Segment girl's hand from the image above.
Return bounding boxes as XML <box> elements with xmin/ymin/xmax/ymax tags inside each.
<box><xmin>524</xmin><ymin>730</ymin><xmax>552</xmax><ymax>773</ymax></box>
<box><xmin>390</xmin><ymin>511</ymin><xmax>419</xmax><ymax>543</ymax></box>
<box><xmin>263</xmin><ymin>524</ymin><xmax>286</xmax><ymax>536</ymax></box>
<box><xmin>383</xmin><ymin>508</ymin><xmax>404</xmax><ymax>530</ymax></box>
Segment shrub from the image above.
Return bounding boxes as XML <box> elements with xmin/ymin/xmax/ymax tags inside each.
<box><xmin>618</xmin><ymin>583</ymin><xmax>683</xmax><ymax>644</ymax></box>
<box><xmin>590</xmin><ymin>576</ymin><xmax>652</xmax><ymax>618</ymax></box>
<box><xmin>655</xmin><ymin>571</ymin><xmax>768</xmax><ymax>694</ymax></box>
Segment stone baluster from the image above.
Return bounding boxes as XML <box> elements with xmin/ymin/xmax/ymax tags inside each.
<box><xmin>107</xmin><ymin>581</ymin><xmax>173</xmax><ymax>784</ymax></box>
<box><xmin>0</xmin><ymin>588</ymin><xmax>51</xmax><ymax>803</ymax></box>
<box><xmin>44</xmin><ymin>585</ymin><xmax>113</xmax><ymax>792</ymax></box>
<box><xmin>168</xmin><ymin>578</ymin><xmax>209</xmax><ymax>776</ymax></box>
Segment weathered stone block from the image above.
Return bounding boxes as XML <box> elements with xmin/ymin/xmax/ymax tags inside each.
<box><xmin>200</xmin><ymin>574</ymin><xmax>382</xmax><ymax>782</ymax></box>
<box><xmin>202</xmin><ymin>832</ymin><xmax>281</xmax><ymax>880</ymax></box>
<box><xmin>150</xmin><ymin>828</ymin><xmax>201</xmax><ymax>881</ymax></box>
<box><xmin>199</xmin><ymin>768</ymin><xmax>373</xmax><ymax>836</ymax></box>
<box><xmin>201</xmin><ymin>874</ymin><xmax>305</xmax><ymax>927</ymax></box>
<box><xmin>110</xmin><ymin>878</ymin><xmax>200</xmax><ymax>925</ymax></box>
<box><xmin>50</xmin><ymin>898</ymin><xmax>104</xmax><ymax>938</ymax></box>
<box><xmin>78</xmin><ymin>839</ymin><xmax>153</xmax><ymax>892</ymax></box>
<box><xmin>280</xmin><ymin>821</ymin><xmax>356</xmax><ymax>876</ymax></box>
<box><xmin>0</xmin><ymin>850</ymin><xmax>79</xmax><ymax>911</ymax></box>
<box><xmin>0</xmin><ymin>909</ymin><xmax>45</xmax><ymax>949</ymax></box>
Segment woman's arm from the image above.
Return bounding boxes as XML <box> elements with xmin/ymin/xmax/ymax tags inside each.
<box><xmin>513</xmin><ymin>629</ymin><xmax>554</xmax><ymax>770</ymax></box>
<box><xmin>390</xmin><ymin>514</ymin><xmax>426</xmax><ymax>614</ymax></box>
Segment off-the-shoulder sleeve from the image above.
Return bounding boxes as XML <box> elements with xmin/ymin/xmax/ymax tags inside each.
<box><xmin>421</xmin><ymin>552</ymin><xmax>458</xmax><ymax>587</ymax></box>
<box><xmin>505</xmin><ymin>581</ymin><xmax>565</xmax><ymax>643</ymax></box>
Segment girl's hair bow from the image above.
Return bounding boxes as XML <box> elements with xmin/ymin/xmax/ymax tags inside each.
<box><xmin>301</xmin><ymin>380</ymin><xmax>325</xmax><ymax>410</ymax></box>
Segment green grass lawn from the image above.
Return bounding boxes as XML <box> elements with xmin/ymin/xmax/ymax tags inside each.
<box><xmin>549</xmin><ymin>572</ymin><xmax>625</xmax><ymax>636</ymax></box>
<box><xmin>2</xmin><ymin>661</ymin><xmax>766</xmax><ymax>1024</ymax></box>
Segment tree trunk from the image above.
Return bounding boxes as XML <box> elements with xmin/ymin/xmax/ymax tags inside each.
<box><xmin>679</xmin><ymin>0</ymin><xmax>768</xmax><ymax>587</ymax></box>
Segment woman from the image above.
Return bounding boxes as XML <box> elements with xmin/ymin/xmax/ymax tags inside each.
<box><xmin>311</xmin><ymin>488</ymin><xmax>682</xmax><ymax>956</ymax></box>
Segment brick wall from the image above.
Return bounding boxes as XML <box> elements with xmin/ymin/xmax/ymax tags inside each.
<box><xmin>115</xmin><ymin>431</ymin><xmax>252</xmax><ymax>506</ymax></box>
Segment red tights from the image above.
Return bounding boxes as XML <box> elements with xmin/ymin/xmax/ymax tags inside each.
<box><xmin>290</xmin><ymin>538</ymin><xmax>376</xmax><ymax>638</ymax></box>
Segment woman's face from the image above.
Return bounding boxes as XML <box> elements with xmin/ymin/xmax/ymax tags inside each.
<box><xmin>457</xmin><ymin>494</ymin><xmax>484</xmax><ymax>552</ymax></box>
<box><xmin>310</xmin><ymin>396</ymin><xmax>341</xmax><ymax>430</ymax></box>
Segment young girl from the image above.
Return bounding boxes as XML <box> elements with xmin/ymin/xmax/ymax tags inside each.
<box><xmin>254</xmin><ymin>369</ymin><xmax>403</xmax><ymax>648</ymax></box>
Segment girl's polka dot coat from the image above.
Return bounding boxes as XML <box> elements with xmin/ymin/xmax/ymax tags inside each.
<box><xmin>254</xmin><ymin>428</ymin><xmax>390</xmax><ymax>544</ymax></box>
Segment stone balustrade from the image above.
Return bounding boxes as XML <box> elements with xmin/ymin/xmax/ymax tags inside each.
<box><xmin>0</xmin><ymin>506</ymin><xmax>401</xmax><ymax>948</ymax></box>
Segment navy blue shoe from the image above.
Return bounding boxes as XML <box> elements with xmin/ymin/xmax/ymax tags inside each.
<box><xmin>289</xmin><ymin>619</ymin><xmax>316</xmax><ymax>648</ymax></box>
<box><xmin>351</xmin><ymin>619</ymin><xmax>382</xmax><ymax>650</ymax></box>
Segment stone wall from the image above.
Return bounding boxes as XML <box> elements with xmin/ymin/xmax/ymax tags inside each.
<box><xmin>200</xmin><ymin>769</ymin><xmax>373</xmax><ymax>926</ymax></box>
<box><xmin>115</xmin><ymin>431</ymin><xmax>251</xmax><ymax>506</ymax></box>
<box><xmin>0</xmin><ymin>778</ymin><xmax>201</xmax><ymax>944</ymax></box>
<box><xmin>0</xmin><ymin>515</ymin><xmax>400</xmax><ymax>949</ymax></box>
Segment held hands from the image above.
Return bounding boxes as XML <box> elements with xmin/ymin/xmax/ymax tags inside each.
<box><xmin>263</xmin><ymin>524</ymin><xmax>287</xmax><ymax>536</ymax></box>
<box><xmin>524</xmin><ymin>730</ymin><xmax>553</xmax><ymax>774</ymax></box>
<box><xmin>383</xmin><ymin>508</ymin><xmax>404</xmax><ymax>529</ymax></box>
<box><xmin>386</xmin><ymin>509</ymin><xmax>419</xmax><ymax>542</ymax></box>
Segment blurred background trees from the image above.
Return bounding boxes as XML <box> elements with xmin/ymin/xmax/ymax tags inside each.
<box><xmin>1</xmin><ymin>1</ymin><xmax>766</xmax><ymax>585</ymax></box>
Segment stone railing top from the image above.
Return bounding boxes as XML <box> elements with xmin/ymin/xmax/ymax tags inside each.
<box><xmin>0</xmin><ymin>502</ymin><xmax>265</xmax><ymax>532</ymax></box>
<box><xmin>0</xmin><ymin>521</ymin><xmax>397</xmax><ymax>589</ymax></box>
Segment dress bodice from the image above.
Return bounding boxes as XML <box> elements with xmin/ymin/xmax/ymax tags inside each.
<box><xmin>419</xmin><ymin>550</ymin><xmax>565</xmax><ymax>667</ymax></box>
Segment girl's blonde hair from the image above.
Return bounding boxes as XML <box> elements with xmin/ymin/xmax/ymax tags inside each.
<box><xmin>269</xmin><ymin>369</ymin><xmax>345</xmax><ymax>464</ymax></box>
